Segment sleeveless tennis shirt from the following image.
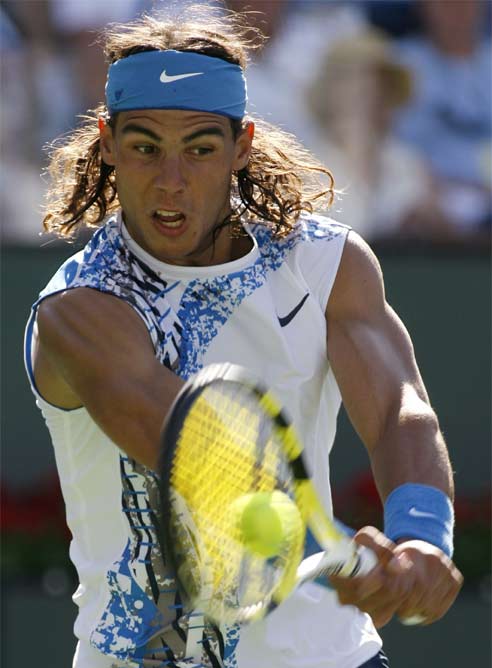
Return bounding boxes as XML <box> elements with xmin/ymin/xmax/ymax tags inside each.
<box><xmin>24</xmin><ymin>212</ymin><xmax>382</xmax><ymax>668</ymax></box>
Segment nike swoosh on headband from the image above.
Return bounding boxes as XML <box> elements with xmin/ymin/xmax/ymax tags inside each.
<box><xmin>278</xmin><ymin>293</ymin><xmax>310</xmax><ymax>328</ymax></box>
<box><xmin>408</xmin><ymin>507</ymin><xmax>439</xmax><ymax>520</ymax></box>
<box><xmin>160</xmin><ymin>69</ymin><xmax>204</xmax><ymax>84</ymax></box>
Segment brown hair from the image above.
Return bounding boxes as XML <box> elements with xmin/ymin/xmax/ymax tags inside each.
<box><xmin>43</xmin><ymin>5</ymin><xmax>334</xmax><ymax>239</ymax></box>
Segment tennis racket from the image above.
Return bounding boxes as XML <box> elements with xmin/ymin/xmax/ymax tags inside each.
<box><xmin>157</xmin><ymin>363</ymin><xmax>378</xmax><ymax>625</ymax></box>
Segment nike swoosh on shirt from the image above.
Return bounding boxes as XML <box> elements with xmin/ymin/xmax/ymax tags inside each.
<box><xmin>277</xmin><ymin>293</ymin><xmax>310</xmax><ymax>327</ymax></box>
<box><xmin>408</xmin><ymin>507</ymin><xmax>439</xmax><ymax>520</ymax></box>
<box><xmin>160</xmin><ymin>70</ymin><xmax>204</xmax><ymax>83</ymax></box>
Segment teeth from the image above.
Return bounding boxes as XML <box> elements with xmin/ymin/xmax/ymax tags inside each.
<box><xmin>156</xmin><ymin>210</ymin><xmax>182</xmax><ymax>217</ymax></box>
<box><xmin>159</xmin><ymin>220</ymin><xmax>182</xmax><ymax>228</ymax></box>
<box><xmin>154</xmin><ymin>209</ymin><xmax>184</xmax><ymax>228</ymax></box>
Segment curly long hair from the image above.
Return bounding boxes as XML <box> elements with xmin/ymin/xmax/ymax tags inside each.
<box><xmin>43</xmin><ymin>4</ymin><xmax>334</xmax><ymax>239</ymax></box>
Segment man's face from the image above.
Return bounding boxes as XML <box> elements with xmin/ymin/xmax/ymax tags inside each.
<box><xmin>99</xmin><ymin>109</ymin><xmax>252</xmax><ymax>266</ymax></box>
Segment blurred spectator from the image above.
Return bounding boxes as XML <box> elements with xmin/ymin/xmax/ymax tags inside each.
<box><xmin>3</xmin><ymin>0</ymin><xmax>490</xmax><ymax>244</ymax></box>
<box><xmin>235</xmin><ymin>1</ymin><xmax>367</xmax><ymax>143</ymax></box>
<box><xmin>393</xmin><ymin>0</ymin><xmax>492</xmax><ymax>236</ymax></box>
<box><xmin>306</xmin><ymin>30</ymin><xmax>448</xmax><ymax>241</ymax></box>
<box><xmin>50</xmin><ymin>0</ymin><xmax>148</xmax><ymax>113</ymax></box>
<box><xmin>1</xmin><ymin>0</ymin><xmax>146</xmax><ymax>244</ymax></box>
<box><xmin>0</xmin><ymin>3</ymin><xmax>53</xmax><ymax>243</ymax></box>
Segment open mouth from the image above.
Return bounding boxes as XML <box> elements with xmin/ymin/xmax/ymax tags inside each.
<box><xmin>153</xmin><ymin>209</ymin><xmax>186</xmax><ymax>227</ymax></box>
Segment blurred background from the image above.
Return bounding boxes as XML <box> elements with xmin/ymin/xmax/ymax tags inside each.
<box><xmin>1</xmin><ymin>1</ymin><xmax>490</xmax><ymax>666</ymax></box>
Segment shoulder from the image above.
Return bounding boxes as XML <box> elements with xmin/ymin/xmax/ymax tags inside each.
<box><xmin>296</xmin><ymin>212</ymin><xmax>350</xmax><ymax>244</ymax></box>
<box><xmin>34</xmin><ymin>215</ymin><xmax>150</xmax><ymax>349</ymax></box>
<box><xmin>38</xmin><ymin>217</ymin><xmax>121</xmax><ymax>298</ymax></box>
<box><xmin>35</xmin><ymin>215</ymin><xmax>157</xmax><ymax>311</ymax></box>
<box><xmin>327</xmin><ymin>230</ymin><xmax>386</xmax><ymax>320</ymax></box>
<box><xmin>249</xmin><ymin>212</ymin><xmax>349</xmax><ymax>251</ymax></box>
<box><xmin>337</xmin><ymin>229</ymin><xmax>383</xmax><ymax>276</ymax></box>
<box><xmin>35</xmin><ymin>287</ymin><xmax>154</xmax><ymax>396</ymax></box>
<box><xmin>66</xmin><ymin>215</ymin><xmax>127</xmax><ymax>282</ymax></box>
<box><xmin>36</xmin><ymin>287</ymin><xmax>145</xmax><ymax>340</ymax></box>
<box><xmin>248</xmin><ymin>213</ymin><xmax>352</xmax><ymax>310</ymax></box>
<box><xmin>33</xmin><ymin>286</ymin><xmax>155</xmax><ymax>410</ymax></box>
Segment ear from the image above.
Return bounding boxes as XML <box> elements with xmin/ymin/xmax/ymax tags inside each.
<box><xmin>232</xmin><ymin>122</ymin><xmax>254</xmax><ymax>171</ymax></box>
<box><xmin>98</xmin><ymin>116</ymin><xmax>116</xmax><ymax>166</ymax></box>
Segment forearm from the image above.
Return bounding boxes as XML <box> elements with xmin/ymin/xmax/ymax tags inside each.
<box><xmin>326</xmin><ymin>233</ymin><xmax>462</xmax><ymax>624</ymax></box>
<box><xmin>83</xmin><ymin>370</ymin><xmax>184</xmax><ymax>471</ymax></box>
<box><xmin>369</xmin><ymin>394</ymin><xmax>454</xmax><ymax>503</ymax></box>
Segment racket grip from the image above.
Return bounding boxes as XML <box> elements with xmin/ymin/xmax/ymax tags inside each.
<box><xmin>355</xmin><ymin>544</ymin><xmax>378</xmax><ymax>575</ymax></box>
<box><xmin>297</xmin><ymin>543</ymin><xmax>378</xmax><ymax>587</ymax></box>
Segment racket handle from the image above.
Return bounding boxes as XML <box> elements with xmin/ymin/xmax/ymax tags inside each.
<box><xmin>353</xmin><ymin>544</ymin><xmax>379</xmax><ymax>575</ymax></box>
<box><xmin>297</xmin><ymin>543</ymin><xmax>378</xmax><ymax>587</ymax></box>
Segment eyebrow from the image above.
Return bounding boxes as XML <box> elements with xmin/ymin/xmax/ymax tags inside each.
<box><xmin>120</xmin><ymin>123</ymin><xmax>162</xmax><ymax>142</ymax></box>
<box><xmin>183</xmin><ymin>127</ymin><xmax>226</xmax><ymax>143</ymax></box>
<box><xmin>120</xmin><ymin>123</ymin><xmax>226</xmax><ymax>143</ymax></box>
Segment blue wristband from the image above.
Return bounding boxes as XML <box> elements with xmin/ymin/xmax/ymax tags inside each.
<box><xmin>384</xmin><ymin>483</ymin><xmax>454</xmax><ymax>557</ymax></box>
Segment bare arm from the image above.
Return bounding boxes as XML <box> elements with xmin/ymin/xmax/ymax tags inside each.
<box><xmin>326</xmin><ymin>232</ymin><xmax>462</xmax><ymax>626</ymax></box>
<box><xmin>34</xmin><ymin>287</ymin><xmax>183</xmax><ymax>470</ymax></box>
<box><xmin>326</xmin><ymin>231</ymin><xmax>453</xmax><ymax>500</ymax></box>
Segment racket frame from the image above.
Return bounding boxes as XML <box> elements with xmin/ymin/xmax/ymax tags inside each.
<box><xmin>158</xmin><ymin>363</ymin><xmax>377</xmax><ymax>623</ymax></box>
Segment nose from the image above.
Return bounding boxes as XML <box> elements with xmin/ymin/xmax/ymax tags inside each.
<box><xmin>153</xmin><ymin>155</ymin><xmax>186</xmax><ymax>194</ymax></box>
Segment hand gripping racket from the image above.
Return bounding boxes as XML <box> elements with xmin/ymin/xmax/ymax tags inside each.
<box><xmin>157</xmin><ymin>363</ymin><xmax>377</xmax><ymax>625</ymax></box>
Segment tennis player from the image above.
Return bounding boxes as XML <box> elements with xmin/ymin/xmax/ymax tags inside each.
<box><xmin>24</xmin><ymin>6</ymin><xmax>462</xmax><ymax>668</ymax></box>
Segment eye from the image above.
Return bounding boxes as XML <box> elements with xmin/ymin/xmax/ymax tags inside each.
<box><xmin>189</xmin><ymin>146</ymin><xmax>215</xmax><ymax>157</ymax></box>
<box><xmin>135</xmin><ymin>144</ymin><xmax>157</xmax><ymax>155</ymax></box>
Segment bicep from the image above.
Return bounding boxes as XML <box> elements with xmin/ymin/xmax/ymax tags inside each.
<box><xmin>35</xmin><ymin>288</ymin><xmax>182</xmax><ymax>468</ymax></box>
<box><xmin>326</xmin><ymin>233</ymin><xmax>431</xmax><ymax>453</ymax></box>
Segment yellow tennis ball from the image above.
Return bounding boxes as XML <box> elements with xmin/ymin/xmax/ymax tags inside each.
<box><xmin>230</xmin><ymin>491</ymin><xmax>303</xmax><ymax>558</ymax></box>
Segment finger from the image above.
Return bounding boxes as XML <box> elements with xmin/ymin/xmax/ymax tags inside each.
<box><xmin>353</xmin><ymin>526</ymin><xmax>396</xmax><ymax>567</ymax></box>
<box><xmin>329</xmin><ymin>564</ymin><xmax>387</xmax><ymax>603</ymax></box>
<box><xmin>398</xmin><ymin>566</ymin><xmax>463</xmax><ymax>625</ymax></box>
<box><xmin>332</xmin><ymin>565</ymin><xmax>413</xmax><ymax>628</ymax></box>
<box><xmin>354</xmin><ymin>571</ymin><xmax>412</xmax><ymax>626</ymax></box>
<box><xmin>431</xmin><ymin>575</ymin><xmax>463</xmax><ymax>621</ymax></box>
<box><xmin>329</xmin><ymin>526</ymin><xmax>394</xmax><ymax>600</ymax></box>
<box><xmin>365</xmin><ymin>599</ymin><xmax>401</xmax><ymax>628</ymax></box>
<box><xmin>361</xmin><ymin>571</ymin><xmax>415</xmax><ymax>625</ymax></box>
<box><xmin>393</xmin><ymin>572</ymin><xmax>428</xmax><ymax>619</ymax></box>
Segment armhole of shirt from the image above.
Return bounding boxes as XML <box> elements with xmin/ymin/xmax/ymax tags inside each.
<box><xmin>297</xmin><ymin>221</ymin><xmax>350</xmax><ymax>314</ymax></box>
<box><xmin>320</xmin><ymin>226</ymin><xmax>349</xmax><ymax>313</ymax></box>
<box><xmin>24</xmin><ymin>287</ymin><xmax>158</xmax><ymax>411</ymax></box>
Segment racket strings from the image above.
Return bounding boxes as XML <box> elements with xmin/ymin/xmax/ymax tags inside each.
<box><xmin>168</xmin><ymin>383</ymin><xmax>303</xmax><ymax>621</ymax></box>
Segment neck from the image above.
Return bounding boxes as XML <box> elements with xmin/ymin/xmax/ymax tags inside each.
<box><xmin>181</xmin><ymin>213</ymin><xmax>251</xmax><ymax>267</ymax></box>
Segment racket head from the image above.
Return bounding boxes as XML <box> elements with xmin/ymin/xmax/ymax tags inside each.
<box><xmin>157</xmin><ymin>363</ymin><xmax>307</xmax><ymax>624</ymax></box>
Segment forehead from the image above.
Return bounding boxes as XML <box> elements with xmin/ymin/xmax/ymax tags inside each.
<box><xmin>116</xmin><ymin>109</ymin><xmax>233</xmax><ymax>137</ymax></box>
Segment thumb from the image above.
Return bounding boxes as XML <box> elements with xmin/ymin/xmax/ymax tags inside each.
<box><xmin>354</xmin><ymin>526</ymin><xmax>397</xmax><ymax>567</ymax></box>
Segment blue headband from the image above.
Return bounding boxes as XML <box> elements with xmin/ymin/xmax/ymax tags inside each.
<box><xmin>105</xmin><ymin>50</ymin><xmax>247</xmax><ymax>119</ymax></box>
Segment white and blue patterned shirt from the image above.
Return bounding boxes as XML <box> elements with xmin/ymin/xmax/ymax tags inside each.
<box><xmin>25</xmin><ymin>211</ymin><xmax>381</xmax><ymax>668</ymax></box>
